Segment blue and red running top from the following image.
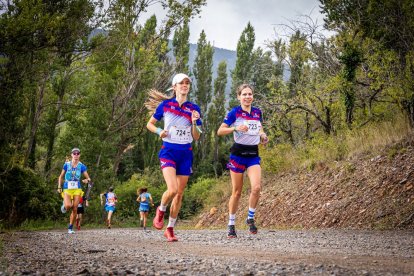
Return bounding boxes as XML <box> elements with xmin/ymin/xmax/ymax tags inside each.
<box><xmin>153</xmin><ymin>98</ymin><xmax>202</xmax><ymax>145</ymax></box>
<box><xmin>223</xmin><ymin>106</ymin><xmax>263</xmax><ymax>146</ymax></box>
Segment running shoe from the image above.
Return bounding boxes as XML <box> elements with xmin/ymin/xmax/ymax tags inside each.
<box><xmin>164</xmin><ymin>227</ymin><xmax>178</xmax><ymax>242</ymax></box>
<box><xmin>153</xmin><ymin>207</ymin><xmax>165</xmax><ymax>230</ymax></box>
<box><xmin>246</xmin><ymin>218</ymin><xmax>258</xmax><ymax>234</ymax></box>
<box><xmin>60</xmin><ymin>204</ymin><xmax>66</xmax><ymax>214</ymax></box>
<box><xmin>227</xmin><ymin>225</ymin><xmax>237</xmax><ymax>238</ymax></box>
<box><xmin>68</xmin><ymin>229</ymin><xmax>75</xmax><ymax>234</ymax></box>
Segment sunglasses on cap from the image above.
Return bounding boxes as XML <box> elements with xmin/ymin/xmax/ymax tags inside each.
<box><xmin>72</xmin><ymin>152</ymin><xmax>80</xmax><ymax>155</ymax></box>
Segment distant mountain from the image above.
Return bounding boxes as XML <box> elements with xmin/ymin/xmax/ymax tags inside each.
<box><xmin>187</xmin><ymin>43</ymin><xmax>290</xmax><ymax>93</ymax></box>
<box><xmin>188</xmin><ymin>43</ymin><xmax>236</xmax><ymax>94</ymax></box>
<box><xmin>169</xmin><ymin>43</ymin><xmax>235</xmax><ymax>95</ymax></box>
<box><xmin>90</xmin><ymin>30</ymin><xmax>290</xmax><ymax>93</ymax></box>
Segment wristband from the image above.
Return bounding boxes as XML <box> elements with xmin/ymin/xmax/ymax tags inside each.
<box><xmin>155</xmin><ymin>128</ymin><xmax>162</xmax><ymax>135</ymax></box>
<box><xmin>195</xmin><ymin>125</ymin><xmax>203</xmax><ymax>133</ymax></box>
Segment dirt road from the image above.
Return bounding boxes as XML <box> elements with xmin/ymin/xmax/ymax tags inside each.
<box><xmin>1</xmin><ymin>228</ymin><xmax>413</xmax><ymax>275</ymax></box>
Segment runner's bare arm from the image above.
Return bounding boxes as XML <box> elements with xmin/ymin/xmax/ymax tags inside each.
<box><xmin>57</xmin><ymin>169</ymin><xmax>65</xmax><ymax>192</ymax></box>
<box><xmin>147</xmin><ymin>116</ymin><xmax>167</xmax><ymax>138</ymax></box>
<box><xmin>217</xmin><ymin>123</ymin><xmax>244</xmax><ymax>136</ymax></box>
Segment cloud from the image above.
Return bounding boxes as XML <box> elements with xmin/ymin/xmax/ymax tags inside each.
<box><xmin>139</xmin><ymin>0</ymin><xmax>324</xmax><ymax>51</ymax></box>
<box><xmin>188</xmin><ymin>0</ymin><xmax>323</xmax><ymax>50</ymax></box>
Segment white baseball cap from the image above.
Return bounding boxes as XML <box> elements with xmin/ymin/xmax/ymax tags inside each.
<box><xmin>172</xmin><ymin>73</ymin><xmax>191</xmax><ymax>86</ymax></box>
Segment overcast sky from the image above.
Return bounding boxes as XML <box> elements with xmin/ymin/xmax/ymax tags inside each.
<box><xmin>182</xmin><ymin>0</ymin><xmax>324</xmax><ymax>50</ymax></box>
<box><xmin>139</xmin><ymin>0</ymin><xmax>326</xmax><ymax>50</ymax></box>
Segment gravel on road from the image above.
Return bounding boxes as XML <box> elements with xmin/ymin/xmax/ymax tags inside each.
<box><xmin>1</xmin><ymin>228</ymin><xmax>413</xmax><ymax>275</ymax></box>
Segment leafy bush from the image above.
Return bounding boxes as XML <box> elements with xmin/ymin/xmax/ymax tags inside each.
<box><xmin>0</xmin><ymin>166</ymin><xmax>60</xmax><ymax>228</ymax></box>
<box><xmin>181</xmin><ymin>177</ymin><xmax>216</xmax><ymax>218</ymax></box>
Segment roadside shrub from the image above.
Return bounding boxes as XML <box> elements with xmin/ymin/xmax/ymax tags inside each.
<box><xmin>0</xmin><ymin>166</ymin><xmax>60</xmax><ymax>228</ymax></box>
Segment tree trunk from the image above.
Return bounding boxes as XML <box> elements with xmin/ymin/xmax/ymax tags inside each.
<box><xmin>44</xmin><ymin>82</ymin><xmax>65</xmax><ymax>179</ymax></box>
<box><xmin>324</xmin><ymin>106</ymin><xmax>332</xmax><ymax>135</ymax></box>
<box><xmin>402</xmin><ymin>96</ymin><xmax>414</xmax><ymax>128</ymax></box>
<box><xmin>305</xmin><ymin>112</ymin><xmax>311</xmax><ymax>139</ymax></box>
<box><xmin>344</xmin><ymin>89</ymin><xmax>354</xmax><ymax>129</ymax></box>
<box><xmin>24</xmin><ymin>74</ymin><xmax>48</xmax><ymax>168</ymax></box>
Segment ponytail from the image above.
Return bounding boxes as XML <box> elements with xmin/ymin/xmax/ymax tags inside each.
<box><xmin>144</xmin><ymin>89</ymin><xmax>175</xmax><ymax>113</ymax></box>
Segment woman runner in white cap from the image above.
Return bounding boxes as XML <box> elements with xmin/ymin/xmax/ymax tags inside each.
<box><xmin>145</xmin><ymin>73</ymin><xmax>202</xmax><ymax>242</ymax></box>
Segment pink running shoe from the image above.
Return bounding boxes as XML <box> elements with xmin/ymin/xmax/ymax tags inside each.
<box><xmin>153</xmin><ymin>207</ymin><xmax>165</xmax><ymax>230</ymax></box>
<box><xmin>164</xmin><ymin>227</ymin><xmax>178</xmax><ymax>242</ymax></box>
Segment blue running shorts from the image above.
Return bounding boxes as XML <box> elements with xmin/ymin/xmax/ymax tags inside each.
<box><xmin>158</xmin><ymin>142</ymin><xmax>193</xmax><ymax>176</ymax></box>
<box><xmin>227</xmin><ymin>154</ymin><xmax>261</xmax><ymax>173</ymax></box>
<box><xmin>105</xmin><ymin>206</ymin><xmax>116</xmax><ymax>212</ymax></box>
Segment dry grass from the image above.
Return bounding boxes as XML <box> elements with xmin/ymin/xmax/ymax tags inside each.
<box><xmin>262</xmin><ymin>117</ymin><xmax>413</xmax><ymax>173</ymax></box>
<box><xmin>346</xmin><ymin>118</ymin><xmax>412</xmax><ymax>157</ymax></box>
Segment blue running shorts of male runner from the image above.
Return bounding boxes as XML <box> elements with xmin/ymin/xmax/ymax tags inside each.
<box><xmin>227</xmin><ymin>154</ymin><xmax>261</xmax><ymax>173</ymax></box>
<box><xmin>105</xmin><ymin>206</ymin><xmax>116</xmax><ymax>212</ymax></box>
<box><xmin>158</xmin><ymin>142</ymin><xmax>193</xmax><ymax>176</ymax></box>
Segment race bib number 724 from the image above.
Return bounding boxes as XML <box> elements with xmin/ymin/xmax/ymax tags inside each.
<box><xmin>170</xmin><ymin>125</ymin><xmax>192</xmax><ymax>142</ymax></box>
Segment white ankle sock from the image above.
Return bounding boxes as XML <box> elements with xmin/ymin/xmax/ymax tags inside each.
<box><xmin>167</xmin><ymin>217</ymin><xmax>177</xmax><ymax>228</ymax></box>
<box><xmin>228</xmin><ymin>214</ymin><xmax>236</xmax><ymax>226</ymax></box>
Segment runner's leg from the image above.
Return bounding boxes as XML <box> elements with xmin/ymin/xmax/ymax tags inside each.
<box><xmin>70</xmin><ymin>195</ymin><xmax>80</xmax><ymax>227</ymax></box>
<box><xmin>246</xmin><ymin>165</ymin><xmax>261</xmax><ymax>209</ymax></box>
<box><xmin>229</xmin><ymin>171</ymin><xmax>244</xmax><ymax>214</ymax></box>
<box><xmin>161</xmin><ymin>167</ymin><xmax>179</xmax><ymax>206</ymax></box>
<box><xmin>169</xmin><ymin>175</ymin><xmax>189</xmax><ymax>218</ymax></box>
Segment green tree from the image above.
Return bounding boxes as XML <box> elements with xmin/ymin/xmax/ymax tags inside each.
<box><xmin>0</xmin><ymin>0</ymin><xmax>97</xmax><ymax>172</ymax></box>
<box><xmin>320</xmin><ymin>0</ymin><xmax>414</xmax><ymax>126</ymax></box>
<box><xmin>231</xmin><ymin>22</ymin><xmax>255</xmax><ymax>106</ymax></box>
<box><xmin>192</xmin><ymin>30</ymin><xmax>214</xmax><ymax>165</ymax></box>
<box><xmin>209</xmin><ymin>61</ymin><xmax>228</xmax><ymax>176</ymax></box>
<box><xmin>250</xmin><ymin>47</ymin><xmax>274</xmax><ymax>99</ymax></box>
<box><xmin>172</xmin><ymin>19</ymin><xmax>190</xmax><ymax>74</ymax></box>
<box><xmin>338</xmin><ymin>40</ymin><xmax>362</xmax><ymax>127</ymax></box>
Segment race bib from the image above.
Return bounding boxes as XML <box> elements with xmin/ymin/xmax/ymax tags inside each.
<box><xmin>170</xmin><ymin>125</ymin><xmax>192</xmax><ymax>142</ymax></box>
<box><xmin>67</xmin><ymin>181</ymin><xmax>78</xmax><ymax>189</ymax></box>
<box><xmin>244</xmin><ymin>120</ymin><xmax>261</xmax><ymax>136</ymax></box>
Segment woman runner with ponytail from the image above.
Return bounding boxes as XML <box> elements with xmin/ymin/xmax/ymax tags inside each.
<box><xmin>145</xmin><ymin>73</ymin><xmax>202</xmax><ymax>242</ymax></box>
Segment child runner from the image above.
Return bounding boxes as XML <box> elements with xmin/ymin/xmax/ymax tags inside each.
<box><xmin>100</xmin><ymin>187</ymin><xmax>117</xmax><ymax>229</ymax></box>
